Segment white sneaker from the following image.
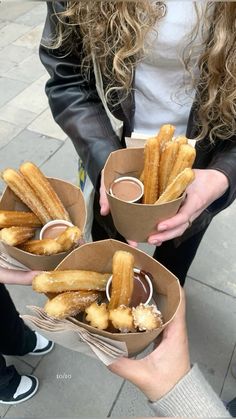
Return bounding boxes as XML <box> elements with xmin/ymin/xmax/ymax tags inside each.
<box><xmin>28</xmin><ymin>332</ymin><xmax>54</xmax><ymax>355</ymax></box>
<box><xmin>0</xmin><ymin>374</ymin><xmax>39</xmax><ymax>405</ymax></box>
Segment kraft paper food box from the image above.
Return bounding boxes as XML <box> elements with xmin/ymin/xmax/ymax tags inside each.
<box><xmin>0</xmin><ymin>178</ymin><xmax>86</xmax><ymax>270</ymax></box>
<box><xmin>103</xmin><ymin>147</ymin><xmax>183</xmax><ymax>242</ymax></box>
<box><xmin>52</xmin><ymin>239</ymin><xmax>181</xmax><ymax>356</ymax></box>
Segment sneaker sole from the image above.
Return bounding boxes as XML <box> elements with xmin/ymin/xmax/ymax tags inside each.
<box><xmin>28</xmin><ymin>341</ymin><xmax>54</xmax><ymax>356</ymax></box>
<box><xmin>0</xmin><ymin>376</ymin><xmax>39</xmax><ymax>405</ymax></box>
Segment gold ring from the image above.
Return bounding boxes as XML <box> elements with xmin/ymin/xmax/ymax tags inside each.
<box><xmin>188</xmin><ymin>219</ymin><xmax>192</xmax><ymax>228</ymax></box>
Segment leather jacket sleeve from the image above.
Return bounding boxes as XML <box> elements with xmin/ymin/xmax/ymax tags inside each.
<box><xmin>39</xmin><ymin>2</ymin><xmax>123</xmax><ymax>189</ymax></box>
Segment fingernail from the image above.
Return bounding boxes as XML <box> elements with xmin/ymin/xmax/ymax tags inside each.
<box><xmin>158</xmin><ymin>224</ymin><xmax>167</xmax><ymax>232</ymax></box>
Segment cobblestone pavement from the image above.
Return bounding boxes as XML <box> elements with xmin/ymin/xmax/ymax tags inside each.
<box><xmin>0</xmin><ymin>2</ymin><xmax>235</xmax><ymax>417</ymax></box>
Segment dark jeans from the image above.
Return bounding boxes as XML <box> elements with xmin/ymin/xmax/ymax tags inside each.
<box><xmin>92</xmin><ymin>195</ymin><xmax>208</xmax><ymax>286</ymax></box>
<box><xmin>0</xmin><ymin>284</ymin><xmax>36</xmax><ymax>389</ymax></box>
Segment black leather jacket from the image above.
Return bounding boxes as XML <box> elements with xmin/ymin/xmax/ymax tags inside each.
<box><xmin>39</xmin><ymin>2</ymin><xmax>236</xmax><ymax>239</ymax></box>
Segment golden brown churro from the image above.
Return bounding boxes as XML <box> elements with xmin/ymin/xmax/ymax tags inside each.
<box><xmin>56</xmin><ymin>226</ymin><xmax>82</xmax><ymax>252</ymax></box>
<box><xmin>155</xmin><ymin>168</ymin><xmax>195</xmax><ymax>204</ymax></box>
<box><xmin>19</xmin><ymin>162</ymin><xmax>70</xmax><ymax>221</ymax></box>
<box><xmin>175</xmin><ymin>135</ymin><xmax>188</xmax><ymax>145</ymax></box>
<box><xmin>32</xmin><ymin>270</ymin><xmax>110</xmax><ymax>293</ymax></box>
<box><xmin>142</xmin><ymin>137</ymin><xmax>160</xmax><ymax>204</ymax></box>
<box><xmin>108</xmin><ymin>251</ymin><xmax>134</xmax><ymax>310</ymax></box>
<box><xmin>85</xmin><ymin>302</ymin><xmax>109</xmax><ymax>330</ymax></box>
<box><xmin>44</xmin><ymin>291</ymin><xmax>99</xmax><ymax>319</ymax></box>
<box><xmin>132</xmin><ymin>304</ymin><xmax>163</xmax><ymax>331</ymax></box>
<box><xmin>109</xmin><ymin>306</ymin><xmax>135</xmax><ymax>333</ymax></box>
<box><xmin>158</xmin><ymin>141</ymin><xmax>179</xmax><ymax>196</ymax></box>
<box><xmin>0</xmin><ymin>210</ymin><xmax>41</xmax><ymax>228</ymax></box>
<box><xmin>167</xmin><ymin>144</ymin><xmax>196</xmax><ymax>185</ymax></box>
<box><xmin>1</xmin><ymin>169</ymin><xmax>51</xmax><ymax>224</ymax></box>
<box><xmin>0</xmin><ymin>226</ymin><xmax>35</xmax><ymax>246</ymax></box>
<box><xmin>20</xmin><ymin>239</ymin><xmax>62</xmax><ymax>255</ymax></box>
<box><xmin>156</xmin><ymin>124</ymin><xmax>176</xmax><ymax>148</ymax></box>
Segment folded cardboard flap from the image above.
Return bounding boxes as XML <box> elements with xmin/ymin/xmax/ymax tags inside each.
<box><xmin>103</xmin><ymin>148</ymin><xmax>183</xmax><ymax>242</ymax></box>
<box><xmin>0</xmin><ymin>178</ymin><xmax>87</xmax><ymax>270</ymax></box>
<box><xmin>55</xmin><ymin>239</ymin><xmax>181</xmax><ymax>356</ymax></box>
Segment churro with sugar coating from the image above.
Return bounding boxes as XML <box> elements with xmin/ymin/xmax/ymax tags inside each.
<box><xmin>20</xmin><ymin>162</ymin><xmax>70</xmax><ymax>221</ymax></box>
<box><xmin>1</xmin><ymin>169</ymin><xmax>51</xmax><ymax>224</ymax></box>
<box><xmin>0</xmin><ymin>226</ymin><xmax>35</xmax><ymax>246</ymax></box>
<box><xmin>0</xmin><ymin>210</ymin><xmax>41</xmax><ymax>228</ymax></box>
<box><xmin>155</xmin><ymin>168</ymin><xmax>195</xmax><ymax>204</ymax></box>
<box><xmin>32</xmin><ymin>270</ymin><xmax>110</xmax><ymax>293</ymax></box>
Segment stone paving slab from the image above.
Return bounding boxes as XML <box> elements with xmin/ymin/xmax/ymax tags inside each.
<box><xmin>15</xmin><ymin>3</ymin><xmax>46</xmax><ymax>27</ymax></box>
<box><xmin>185</xmin><ymin>280</ymin><xmax>236</xmax><ymax>394</ymax></box>
<box><xmin>28</xmin><ymin>108</ymin><xmax>67</xmax><ymax>141</ymax></box>
<box><xmin>40</xmin><ymin>138</ymin><xmax>78</xmax><ymax>184</ymax></box>
<box><xmin>4</xmin><ymin>53</ymin><xmax>45</xmax><ymax>84</ymax></box>
<box><xmin>0</xmin><ymin>120</ymin><xmax>22</xmax><ymax>149</ymax></box>
<box><xmin>189</xmin><ymin>202</ymin><xmax>236</xmax><ymax>297</ymax></box>
<box><xmin>221</xmin><ymin>345</ymin><xmax>236</xmax><ymax>403</ymax></box>
<box><xmin>8</xmin><ymin>74</ymin><xmax>48</xmax><ymax>114</ymax></box>
<box><xmin>13</xmin><ymin>24</ymin><xmax>44</xmax><ymax>50</ymax></box>
<box><xmin>0</xmin><ymin>129</ymin><xmax>63</xmax><ymax>193</ymax></box>
<box><xmin>5</xmin><ymin>346</ymin><xmax>124</xmax><ymax>418</ymax></box>
<box><xmin>0</xmin><ymin>22</ymin><xmax>32</xmax><ymax>49</ymax></box>
<box><xmin>0</xmin><ymin>77</ymin><xmax>28</xmax><ymax>109</ymax></box>
<box><xmin>0</xmin><ymin>2</ymin><xmax>36</xmax><ymax>21</ymax></box>
<box><xmin>0</xmin><ymin>103</ymin><xmax>37</xmax><ymax>128</ymax></box>
<box><xmin>0</xmin><ymin>46</ymin><xmax>33</xmax><ymax>76</ymax></box>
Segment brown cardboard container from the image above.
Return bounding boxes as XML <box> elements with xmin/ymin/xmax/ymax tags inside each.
<box><xmin>103</xmin><ymin>147</ymin><xmax>183</xmax><ymax>242</ymax></box>
<box><xmin>0</xmin><ymin>178</ymin><xmax>86</xmax><ymax>270</ymax></box>
<box><xmin>55</xmin><ymin>239</ymin><xmax>181</xmax><ymax>356</ymax></box>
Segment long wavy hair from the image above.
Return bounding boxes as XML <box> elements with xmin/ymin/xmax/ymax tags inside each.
<box><xmin>46</xmin><ymin>1</ymin><xmax>236</xmax><ymax>142</ymax></box>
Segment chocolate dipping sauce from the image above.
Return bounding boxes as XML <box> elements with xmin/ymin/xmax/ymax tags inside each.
<box><xmin>130</xmin><ymin>270</ymin><xmax>151</xmax><ymax>307</ymax></box>
<box><xmin>42</xmin><ymin>224</ymin><xmax>67</xmax><ymax>239</ymax></box>
<box><xmin>108</xmin><ymin>270</ymin><xmax>151</xmax><ymax>307</ymax></box>
<box><xmin>110</xmin><ymin>177</ymin><xmax>143</xmax><ymax>203</ymax></box>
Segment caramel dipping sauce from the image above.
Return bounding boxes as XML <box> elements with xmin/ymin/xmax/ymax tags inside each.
<box><xmin>42</xmin><ymin>224</ymin><xmax>68</xmax><ymax>239</ymax></box>
<box><xmin>107</xmin><ymin>268</ymin><xmax>153</xmax><ymax>308</ymax></box>
<box><xmin>110</xmin><ymin>176</ymin><xmax>144</xmax><ymax>203</ymax></box>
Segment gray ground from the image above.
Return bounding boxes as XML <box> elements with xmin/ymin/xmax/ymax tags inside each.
<box><xmin>0</xmin><ymin>2</ymin><xmax>235</xmax><ymax>417</ymax></box>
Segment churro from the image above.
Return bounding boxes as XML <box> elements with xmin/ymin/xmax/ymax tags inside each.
<box><xmin>44</xmin><ymin>291</ymin><xmax>99</xmax><ymax>319</ymax></box>
<box><xmin>108</xmin><ymin>251</ymin><xmax>134</xmax><ymax>310</ymax></box>
<box><xmin>155</xmin><ymin>168</ymin><xmax>195</xmax><ymax>204</ymax></box>
<box><xmin>109</xmin><ymin>305</ymin><xmax>136</xmax><ymax>333</ymax></box>
<box><xmin>142</xmin><ymin>137</ymin><xmax>160</xmax><ymax>204</ymax></box>
<box><xmin>132</xmin><ymin>304</ymin><xmax>163</xmax><ymax>331</ymax></box>
<box><xmin>20</xmin><ymin>162</ymin><xmax>70</xmax><ymax>221</ymax></box>
<box><xmin>32</xmin><ymin>270</ymin><xmax>110</xmax><ymax>293</ymax></box>
<box><xmin>0</xmin><ymin>226</ymin><xmax>35</xmax><ymax>246</ymax></box>
<box><xmin>156</xmin><ymin>124</ymin><xmax>175</xmax><ymax>148</ymax></box>
<box><xmin>0</xmin><ymin>210</ymin><xmax>41</xmax><ymax>228</ymax></box>
<box><xmin>56</xmin><ymin>226</ymin><xmax>82</xmax><ymax>252</ymax></box>
<box><xmin>175</xmin><ymin>135</ymin><xmax>188</xmax><ymax>145</ymax></box>
<box><xmin>85</xmin><ymin>302</ymin><xmax>109</xmax><ymax>330</ymax></box>
<box><xmin>20</xmin><ymin>239</ymin><xmax>62</xmax><ymax>255</ymax></box>
<box><xmin>1</xmin><ymin>169</ymin><xmax>51</xmax><ymax>224</ymax></box>
<box><xmin>167</xmin><ymin>144</ymin><xmax>196</xmax><ymax>185</ymax></box>
<box><xmin>158</xmin><ymin>141</ymin><xmax>179</xmax><ymax>196</ymax></box>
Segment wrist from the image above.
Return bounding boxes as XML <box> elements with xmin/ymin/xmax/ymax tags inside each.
<box><xmin>208</xmin><ymin>169</ymin><xmax>229</xmax><ymax>199</ymax></box>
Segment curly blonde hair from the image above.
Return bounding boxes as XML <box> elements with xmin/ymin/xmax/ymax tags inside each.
<box><xmin>47</xmin><ymin>1</ymin><xmax>236</xmax><ymax>142</ymax></box>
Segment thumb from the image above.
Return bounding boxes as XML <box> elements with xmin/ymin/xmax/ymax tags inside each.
<box><xmin>108</xmin><ymin>357</ymin><xmax>139</xmax><ymax>382</ymax></box>
<box><xmin>99</xmin><ymin>170</ymin><xmax>110</xmax><ymax>216</ymax></box>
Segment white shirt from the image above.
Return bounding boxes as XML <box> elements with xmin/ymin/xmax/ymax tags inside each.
<box><xmin>133</xmin><ymin>1</ymin><xmax>205</xmax><ymax>137</ymax></box>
